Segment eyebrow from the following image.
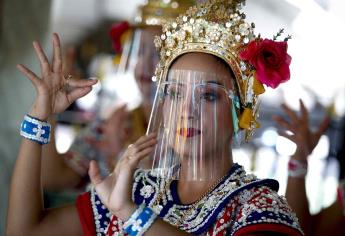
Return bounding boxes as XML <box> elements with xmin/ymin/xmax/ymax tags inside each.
<box><xmin>205</xmin><ymin>81</ymin><xmax>224</xmax><ymax>86</ymax></box>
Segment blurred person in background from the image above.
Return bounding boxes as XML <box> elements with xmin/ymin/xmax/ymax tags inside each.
<box><xmin>274</xmin><ymin>99</ymin><xmax>345</xmax><ymax>235</ymax></box>
<box><xmin>7</xmin><ymin>0</ymin><xmax>304</xmax><ymax>235</ymax></box>
<box><xmin>41</xmin><ymin>0</ymin><xmax>196</xmax><ymax>193</ymax></box>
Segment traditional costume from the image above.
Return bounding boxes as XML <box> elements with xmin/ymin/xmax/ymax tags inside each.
<box><xmin>76</xmin><ymin>0</ymin><xmax>303</xmax><ymax>235</ymax></box>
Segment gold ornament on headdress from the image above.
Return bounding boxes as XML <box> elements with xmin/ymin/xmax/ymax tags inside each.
<box><xmin>153</xmin><ymin>0</ymin><xmax>291</xmax><ymax>140</ymax></box>
<box><xmin>136</xmin><ymin>0</ymin><xmax>197</xmax><ymax>26</ymax></box>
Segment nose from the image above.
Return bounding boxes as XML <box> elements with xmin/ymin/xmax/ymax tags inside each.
<box><xmin>180</xmin><ymin>89</ymin><xmax>195</xmax><ymax>120</ymax></box>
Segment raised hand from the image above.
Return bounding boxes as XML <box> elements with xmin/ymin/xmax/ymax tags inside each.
<box><xmin>17</xmin><ymin>33</ymin><xmax>98</xmax><ymax>120</ymax></box>
<box><xmin>89</xmin><ymin>133</ymin><xmax>157</xmax><ymax>220</ymax></box>
<box><xmin>273</xmin><ymin>99</ymin><xmax>330</xmax><ymax>160</ymax></box>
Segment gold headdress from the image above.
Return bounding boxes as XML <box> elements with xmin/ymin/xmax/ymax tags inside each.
<box><xmin>136</xmin><ymin>0</ymin><xmax>197</xmax><ymax>26</ymax></box>
<box><xmin>153</xmin><ymin>0</ymin><xmax>292</xmax><ymax>140</ymax></box>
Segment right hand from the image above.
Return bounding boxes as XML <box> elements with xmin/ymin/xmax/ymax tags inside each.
<box><xmin>89</xmin><ymin>133</ymin><xmax>157</xmax><ymax>220</ymax></box>
<box><xmin>273</xmin><ymin>99</ymin><xmax>330</xmax><ymax>161</ymax></box>
<box><xmin>17</xmin><ymin>33</ymin><xmax>98</xmax><ymax>120</ymax></box>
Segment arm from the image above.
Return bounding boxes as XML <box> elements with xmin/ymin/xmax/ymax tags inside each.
<box><xmin>41</xmin><ymin>117</ymin><xmax>84</xmax><ymax>190</ymax></box>
<box><xmin>273</xmin><ymin>100</ymin><xmax>330</xmax><ymax>235</ymax></box>
<box><xmin>42</xmin><ymin>103</ymin><xmax>130</xmax><ymax>191</ymax></box>
<box><xmin>41</xmin><ymin>45</ymin><xmax>86</xmax><ymax>191</ymax></box>
<box><xmin>6</xmin><ymin>33</ymin><xmax>97</xmax><ymax>235</ymax></box>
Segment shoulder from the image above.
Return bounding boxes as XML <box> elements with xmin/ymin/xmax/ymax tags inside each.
<box><xmin>226</xmin><ymin>177</ymin><xmax>304</xmax><ymax>236</ymax></box>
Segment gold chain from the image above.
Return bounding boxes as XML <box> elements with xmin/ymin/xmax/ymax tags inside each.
<box><xmin>192</xmin><ymin>173</ymin><xmax>229</xmax><ymax>204</ymax></box>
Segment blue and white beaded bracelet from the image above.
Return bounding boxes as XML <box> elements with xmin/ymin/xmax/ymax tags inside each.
<box><xmin>20</xmin><ymin>115</ymin><xmax>51</xmax><ymax>145</ymax></box>
<box><xmin>123</xmin><ymin>204</ymin><xmax>158</xmax><ymax>236</ymax></box>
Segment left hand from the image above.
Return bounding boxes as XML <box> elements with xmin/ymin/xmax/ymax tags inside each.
<box><xmin>88</xmin><ymin>133</ymin><xmax>157</xmax><ymax>220</ymax></box>
<box><xmin>273</xmin><ymin>99</ymin><xmax>330</xmax><ymax>161</ymax></box>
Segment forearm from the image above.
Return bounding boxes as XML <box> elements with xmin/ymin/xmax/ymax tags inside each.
<box><xmin>286</xmin><ymin>176</ymin><xmax>310</xmax><ymax>230</ymax></box>
<box><xmin>7</xmin><ymin>138</ymin><xmax>44</xmax><ymax>234</ymax></box>
<box><xmin>285</xmin><ymin>152</ymin><xmax>311</xmax><ymax>234</ymax></box>
<box><xmin>42</xmin><ymin>151</ymin><xmax>83</xmax><ymax>190</ymax></box>
<box><xmin>41</xmin><ymin>117</ymin><xmax>82</xmax><ymax>190</ymax></box>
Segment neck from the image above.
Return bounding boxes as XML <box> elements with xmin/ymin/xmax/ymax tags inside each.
<box><xmin>177</xmin><ymin>152</ymin><xmax>233</xmax><ymax>204</ymax></box>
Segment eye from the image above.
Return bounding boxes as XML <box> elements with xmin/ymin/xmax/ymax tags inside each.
<box><xmin>163</xmin><ymin>87</ymin><xmax>183</xmax><ymax>100</ymax></box>
<box><xmin>200</xmin><ymin>92</ymin><xmax>219</xmax><ymax>102</ymax></box>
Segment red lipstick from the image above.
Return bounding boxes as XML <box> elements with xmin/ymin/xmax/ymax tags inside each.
<box><xmin>178</xmin><ymin>128</ymin><xmax>201</xmax><ymax>138</ymax></box>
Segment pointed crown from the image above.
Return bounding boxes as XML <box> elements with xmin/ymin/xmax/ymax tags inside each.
<box><xmin>152</xmin><ymin>0</ymin><xmax>291</xmax><ymax>140</ymax></box>
<box><xmin>136</xmin><ymin>0</ymin><xmax>197</xmax><ymax>26</ymax></box>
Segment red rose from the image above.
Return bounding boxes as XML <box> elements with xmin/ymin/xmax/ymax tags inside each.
<box><xmin>239</xmin><ymin>39</ymin><xmax>292</xmax><ymax>88</ymax></box>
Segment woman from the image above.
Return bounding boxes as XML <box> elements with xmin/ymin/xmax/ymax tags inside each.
<box><xmin>7</xmin><ymin>0</ymin><xmax>303</xmax><ymax>235</ymax></box>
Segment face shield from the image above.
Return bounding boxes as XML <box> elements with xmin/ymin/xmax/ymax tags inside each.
<box><xmin>147</xmin><ymin>69</ymin><xmax>238</xmax><ymax>181</ymax></box>
<box><xmin>133</xmin><ymin>27</ymin><xmax>161</xmax><ymax>105</ymax></box>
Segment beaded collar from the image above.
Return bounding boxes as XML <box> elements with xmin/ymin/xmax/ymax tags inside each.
<box><xmin>132</xmin><ymin>163</ymin><xmax>279</xmax><ymax>234</ymax></box>
<box><xmin>89</xmin><ymin>163</ymin><xmax>303</xmax><ymax>235</ymax></box>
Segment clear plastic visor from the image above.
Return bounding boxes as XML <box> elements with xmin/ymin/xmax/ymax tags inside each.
<box><xmin>147</xmin><ymin>69</ymin><xmax>236</xmax><ymax>181</ymax></box>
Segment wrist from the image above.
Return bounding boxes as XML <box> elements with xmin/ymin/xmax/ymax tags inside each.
<box><xmin>291</xmin><ymin>149</ymin><xmax>309</xmax><ymax>165</ymax></box>
<box><xmin>20</xmin><ymin>115</ymin><xmax>51</xmax><ymax>145</ymax></box>
<box><xmin>28</xmin><ymin>108</ymin><xmax>49</xmax><ymax>121</ymax></box>
<box><xmin>288</xmin><ymin>158</ymin><xmax>308</xmax><ymax>178</ymax></box>
<box><xmin>29</xmin><ymin>97</ymin><xmax>53</xmax><ymax>121</ymax></box>
<box><xmin>114</xmin><ymin>203</ymin><xmax>137</xmax><ymax>221</ymax></box>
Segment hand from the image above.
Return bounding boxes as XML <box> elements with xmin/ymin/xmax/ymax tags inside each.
<box><xmin>273</xmin><ymin>99</ymin><xmax>330</xmax><ymax>161</ymax></box>
<box><xmin>17</xmin><ymin>33</ymin><xmax>98</xmax><ymax>120</ymax></box>
<box><xmin>85</xmin><ymin>105</ymin><xmax>129</xmax><ymax>169</ymax></box>
<box><xmin>88</xmin><ymin>133</ymin><xmax>157</xmax><ymax>220</ymax></box>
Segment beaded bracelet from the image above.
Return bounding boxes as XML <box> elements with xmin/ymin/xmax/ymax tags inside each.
<box><xmin>288</xmin><ymin>159</ymin><xmax>308</xmax><ymax>178</ymax></box>
<box><xmin>123</xmin><ymin>204</ymin><xmax>158</xmax><ymax>236</ymax></box>
<box><xmin>20</xmin><ymin>115</ymin><xmax>51</xmax><ymax>145</ymax></box>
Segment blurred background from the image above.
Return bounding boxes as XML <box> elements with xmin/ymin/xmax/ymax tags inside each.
<box><xmin>1</xmin><ymin>0</ymin><xmax>345</xmax><ymax>234</ymax></box>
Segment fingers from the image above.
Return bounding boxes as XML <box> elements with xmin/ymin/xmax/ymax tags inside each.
<box><xmin>134</xmin><ymin>146</ymin><xmax>156</xmax><ymax>162</ymax></box>
<box><xmin>89</xmin><ymin>160</ymin><xmax>103</xmax><ymax>185</ymax></box>
<box><xmin>316</xmin><ymin>116</ymin><xmax>330</xmax><ymax>137</ymax></box>
<box><xmin>67</xmin><ymin>78</ymin><xmax>98</xmax><ymax>87</ymax></box>
<box><xmin>67</xmin><ymin>86</ymin><xmax>93</xmax><ymax>103</ymax></box>
<box><xmin>134</xmin><ymin>133</ymin><xmax>157</xmax><ymax>146</ymax></box>
<box><xmin>277</xmin><ymin>130</ymin><xmax>294</xmax><ymax>142</ymax></box>
<box><xmin>272</xmin><ymin>115</ymin><xmax>294</xmax><ymax>132</ymax></box>
<box><xmin>33</xmin><ymin>41</ymin><xmax>50</xmax><ymax>74</ymax></box>
<box><xmin>121</xmin><ymin>134</ymin><xmax>157</xmax><ymax>163</ymax></box>
<box><xmin>52</xmin><ymin>33</ymin><xmax>63</xmax><ymax>73</ymax></box>
<box><xmin>136</xmin><ymin>137</ymin><xmax>158</xmax><ymax>150</ymax></box>
<box><xmin>16</xmin><ymin>64</ymin><xmax>42</xmax><ymax>88</ymax></box>
<box><xmin>299</xmin><ymin>99</ymin><xmax>309</xmax><ymax>123</ymax></box>
<box><xmin>281</xmin><ymin>103</ymin><xmax>299</xmax><ymax>124</ymax></box>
